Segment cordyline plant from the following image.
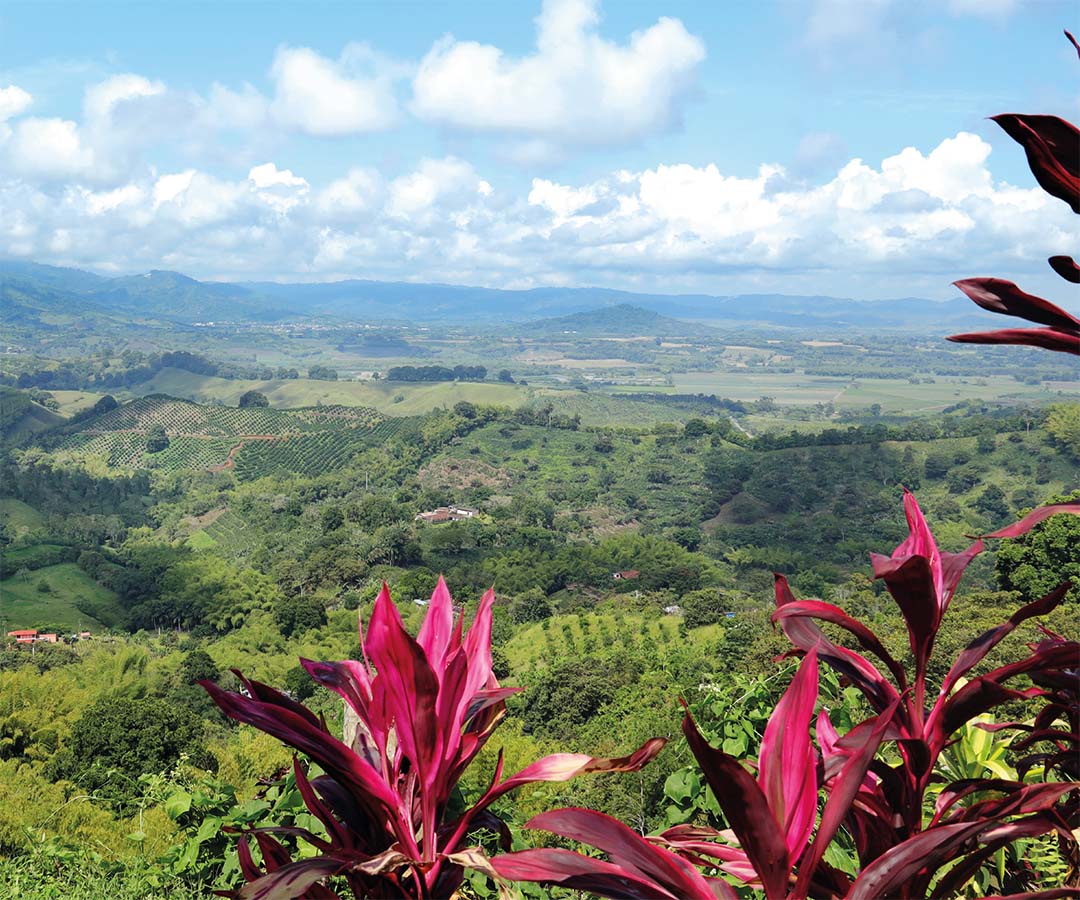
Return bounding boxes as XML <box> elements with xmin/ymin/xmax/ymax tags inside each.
<box><xmin>201</xmin><ymin>578</ymin><xmax>665</xmax><ymax>899</ymax></box>
<box><xmin>948</xmin><ymin>30</ymin><xmax>1079</xmax><ymax>355</ymax></box>
<box><xmin>492</xmin><ymin>493</ymin><xmax>1080</xmax><ymax>899</ymax></box>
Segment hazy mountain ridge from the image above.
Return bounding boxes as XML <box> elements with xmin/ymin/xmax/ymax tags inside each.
<box><xmin>0</xmin><ymin>259</ymin><xmax>1012</xmax><ymax>331</ymax></box>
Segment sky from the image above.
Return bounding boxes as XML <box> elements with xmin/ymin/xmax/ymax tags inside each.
<box><xmin>0</xmin><ymin>0</ymin><xmax>1077</xmax><ymax>302</ymax></box>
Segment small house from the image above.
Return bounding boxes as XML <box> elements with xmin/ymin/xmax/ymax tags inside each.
<box><xmin>612</xmin><ymin>570</ymin><xmax>640</xmax><ymax>581</ymax></box>
<box><xmin>7</xmin><ymin>629</ymin><xmax>38</xmax><ymax>644</ymax></box>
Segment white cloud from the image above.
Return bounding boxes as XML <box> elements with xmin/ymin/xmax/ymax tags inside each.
<box><xmin>83</xmin><ymin>73</ymin><xmax>166</xmax><ymax>123</ymax></box>
<box><xmin>2</xmin><ymin>134</ymin><xmax>1073</xmax><ymax>301</ymax></box>
<box><xmin>411</xmin><ymin>0</ymin><xmax>705</xmax><ymax>149</ymax></box>
<box><xmin>0</xmin><ymin>85</ymin><xmax>33</xmax><ymax>121</ymax></box>
<box><xmin>269</xmin><ymin>45</ymin><xmax>399</xmax><ymax>136</ymax></box>
<box><xmin>6</xmin><ymin>117</ymin><xmax>94</xmax><ymax>178</ymax></box>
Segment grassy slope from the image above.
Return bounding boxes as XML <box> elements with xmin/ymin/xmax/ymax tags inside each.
<box><xmin>0</xmin><ymin>498</ymin><xmax>45</xmax><ymax>538</ymax></box>
<box><xmin>130</xmin><ymin>368</ymin><xmax>530</xmax><ymax>414</ymax></box>
<box><xmin>0</xmin><ymin>563</ymin><xmax>124</xmax><ymax>630</ymax></box>
<box><xmin>49</xmin><ymin>390</ymin><xmax>107</xmax><ymax>415</ymax></box>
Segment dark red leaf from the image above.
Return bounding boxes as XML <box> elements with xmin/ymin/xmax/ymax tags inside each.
<box><xmin>869</xmin><ymin>553</ymin><xmax>939</xmax><ymax>671</ymax></box>
<box><xmin>237</xmin><ymin>856</ymin><xmax>349</xmax><ymax>900</ymax></box>
<box><xmin>992</xmin><ymin>114</ymin><xmax>1080</xmax><ymax>212</ymax></box>
<box><xmin>682</xmin><ymin>709</ymin><xmax>790</xmax><ymax>900</ymax></box>
<box><xmin>490</xmin><ymin>847</ymin><xmax>709</xmax><ymax>900</ymax></box>
<box><xmin>793</xmin><ymin>698</ymin><xmax>900</xmax><ymax>898</ymax></box>
<box><xmin>952</xmin><ymin>278</ymin><xmax>1080</xmax><ymax>331</ymax></box>
<box><xmin>947</xmin><ymin>328</ymin><xmax>1080</xmax><ymax>354</ymax></box>
<box><xmin>937</xmin><ymin>583</ymin><xmax>1071</xmax><ymax>702</ymax></box>
<box><xmin>1049</xmin><ymin>255</ymin><xmax>1080</xmax><ymax>283</ymax></box>
<box><xmin>517</xmin><ymin>808</ymin><xmax>723</xmax><ymax>900</ymax></box>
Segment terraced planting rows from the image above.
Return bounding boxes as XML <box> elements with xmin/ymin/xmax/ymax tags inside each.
<box><xmin>199</xmin><ymin>510</ymin><xmax>255</xmax><ymax>555</ymax></box>
<box><xmin>55</xmin><ymin>396</ymin><xmax>397</xmax><ymax>475</ymax></box>
<box><xmin>232</xmin><ymin>417</ymin><xmax>411</xmax><ymax>481</ymax></box>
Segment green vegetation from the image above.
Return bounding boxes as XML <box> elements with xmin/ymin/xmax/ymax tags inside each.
<box><xmin>0</xmin><ymin>563</ymin><xmax>124</xmax><ymax>630</ymax></box>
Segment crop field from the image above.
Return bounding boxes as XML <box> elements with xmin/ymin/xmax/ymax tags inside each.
<box><xmin>232</xmin><ymin>417</ymin><xmax>411</xmax><ymax>481</ymax></box>
<box><xmin>0</xmin><ymin>563</ymin><xmax>124</xmax><ymax>630</ymax></box>
<box><xmin>672</xmin><ymin>372</ymin><xmax>1080</xmax><ymax>412</ymax></box>
<box><xmin>130</xmin><ymin>368</ymin><xmax>529</xmax><ymax>413</ymax></box>
<box><xmin>533</xmin><ymin>390</ymin><xmax>700</xmax><ymax>427</ymax></box>
<box><xmin>47</xmin><ymin>390</ymin><xmax>107</xmax><ymax>416</ymax></box>
<box><xmin>198</xmin><ymin>510</ymin><xmax>255</xmax><ymax>555</ymax></box>
<box><xmin>53</xmin><ymin>396</ymin><xmax>397</xmax><ymax>474</ymax></box>
<box><xmin>504</xmin><ymin>610</ymin><xmax>723</xmax><ymax>671</ymax></box>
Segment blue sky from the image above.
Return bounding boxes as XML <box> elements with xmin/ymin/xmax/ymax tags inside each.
<box><xmin>0</xmin><ymin>0</ymin><xmax>1077</xmax><ymax>302</ymax></box>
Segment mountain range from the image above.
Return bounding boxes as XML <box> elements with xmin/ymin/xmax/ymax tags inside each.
<box><xmin>0</xmin><ymin>259</ymin><xmax>1014</xmax><ymax>333</ymax></box>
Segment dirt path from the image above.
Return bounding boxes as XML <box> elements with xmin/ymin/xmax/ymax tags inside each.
<box><xmin>207</xmin><ymin>435</ymin><xmax>279</xmax><ymax>472</ymax></box>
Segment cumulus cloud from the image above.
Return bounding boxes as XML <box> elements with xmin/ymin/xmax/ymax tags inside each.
<box><xmin>411</xmin><ymin>0</ymin><xmax>705</xmax><ymax>150</ymax></box>
<box><xmin>6</xmin><ymin>118</ymin><xmax>94</xmax><ymax>178</ymax></box>
<box><xmin>0</xmin><ymin>85</ymin><xmax>33</xmax><ymax>121</ymax></box>
<box><xmin>269</xmin><ymin>44</ymin><xmax>399</xmax><ymax>135</ymax></box>
<box><xmin>0</xmin><ymin>134</ymin><xmax>1073</xmax><ymax>300</ymax></box>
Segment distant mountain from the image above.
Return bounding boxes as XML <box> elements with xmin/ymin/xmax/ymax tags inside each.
<box><xmin>0</xmin><ymin>259</ymin><xmax>1025</xmax><ymax>332</ymax></box>
<box><xmin>517</xmin><ymin>303</ymin><xmax>712</xmax><ymax>337</ymax></box>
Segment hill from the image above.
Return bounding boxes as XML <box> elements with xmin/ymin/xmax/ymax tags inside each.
<box><xmin>515</xmin><ymin>303</ymin><xmax>708</xmax><ymax>337</ymax></box>
<box><xmin>0</xmin><ymin>386</ymin><xmax>64</xmax><ymax>441</ymax></box>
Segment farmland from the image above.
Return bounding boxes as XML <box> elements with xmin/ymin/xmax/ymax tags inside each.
<box><xmin>129</xmin><ymin>368</ymin><xmax>529</xmax><ymax>413</ymax></box>
<box><xmin>51</xmin><ymin>396</ymin><xmax>398</xmax><ymax>475</ymax></box>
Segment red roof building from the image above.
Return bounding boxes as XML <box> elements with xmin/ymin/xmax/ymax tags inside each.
<box><xmin>7</xmin><ymin>630</ymin><xmax>38</xmax><ymax>644</ymax></box>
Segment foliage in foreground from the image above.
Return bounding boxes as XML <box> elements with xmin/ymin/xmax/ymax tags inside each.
<box><xmin>493</xmin><ymin>493</ymin><xmax>1080</xmax><ymax>899</ymax></box>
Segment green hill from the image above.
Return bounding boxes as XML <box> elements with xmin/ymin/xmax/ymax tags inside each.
<box><xmin>517</xmin><ymin>303</ymin><xmax>710</xmax><ymax>337</ymax></box>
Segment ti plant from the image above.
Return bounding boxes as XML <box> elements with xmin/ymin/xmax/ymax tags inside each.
<box><xmin>948</xmin><ymin>30</ymin><xmax>1079</xmax><ymax>355</ymax></box>
<box><xmin>493</xmin><ymin>492</ymin><xmax>1080</xmax><ymax>899</ymax></box>
<box><xmin>201</xmin><ymin>578</ymin><xmax>665</xmax><ymax>899</ymax></box>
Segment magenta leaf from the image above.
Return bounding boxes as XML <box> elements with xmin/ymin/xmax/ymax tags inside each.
<box><xmin>977</xmin><ymin>502</ymin><xmax>1080</xmax><ymax>539</ymax></box>
<box><xmin>758</xmin><ymin>650</ymin><xmax>818</xmax><ymax>862</ymax></box>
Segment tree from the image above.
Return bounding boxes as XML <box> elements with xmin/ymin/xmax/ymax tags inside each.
<box><xmin>273</xmin><ymin>595</ymin><xmax>327</xmax><ymax>637</ymax></box>
<box><xmin>1046</xmin><ymin>403</ymin><xmax>1080</xmax><ymax>459</ymax></box>
<box><xmin>996</xmin><ymin>491</ymin><xmax>1080</xmax><ymax>602</ymax></box>
<box><xmin>509</xmin><ymin>588</ymin><xmax>553</xmax><ymax>624</ymax></box>
<box><xmin>307</xmin><ymin>365</ymin><xmax>338</xmax><ymax>381</ymax></box>
<box><xmin>146</xmin><ymin>424</ymin><xmax>169</xmax><ymax>453</ymax></box>
<box><xmin>497</xmin><ymin>369</ymin><xmax>515</xmax><ymax>383</ymax></box>
<box><xmin>974</xmin><ymin>483</ymin><xmax>1009</xmax><ymax>521</ymax></box>
<box><xmin>52</xmin><ymin>697</ymin><xmax>215</xmax><ymax>809</ymax></box>
<box><xmin>92</xmin><ymin>395</ymin><xmax>119</xmax><ymax>415</ymax></box>
<box><xmin>237</xmin><ymin>390</ymin><xmax>269</xmax><ymax>408</ymax></box>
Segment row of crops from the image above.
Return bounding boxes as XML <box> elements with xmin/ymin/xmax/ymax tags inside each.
<box><xmin>88</xmin><ymin>396</ymin><xmax>387</xmax><ymax>438</ymax></box>
<box><xmin>200</xmin><ymin>510</ymin><xmax>254</xmax><ymax>556</ymax></box>
<box><xmin>232</xmin><ymin>418</ymin><xmax>412</xmax><ymax>482</ymax></box>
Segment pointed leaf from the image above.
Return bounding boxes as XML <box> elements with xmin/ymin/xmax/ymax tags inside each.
<box><xmin>417</xmin><ymin>575</ymin><xmax>455</xmax><ymax>673</ymax></box>
<box><xmin>683</xmin><ymin>709</ymin><xmax>790</xmax><ymax>900</ymax></box>
<box><xmin>947</xmin><ymin>328</ymin><xmax>1080</xmax><ymax>355</ymax></box>
<box><xmin>525</xmin><ymin>808</ymin><xmax>723</xmax><ymax>899</ymax></box>
<box><xmin>992</xmin><ymin>114</ymin><xmax>1080</xmax><ymax>213</ymax></box>
<box><xmin>952</xmin><ymin>278</ymin><xmax>1080</xmax><ymax>331</ymax></box>
<box><xmin>758</xmin><ymin>650</ymin><xmax>818</xmax><ymax>861</ymax></box>
<box><xmin>978</xmin><ymin>502</ymin><xmax>1080</xmax><ymax>539</ymax></box>
<box><xmin>491</xmin><ymin>847</ymin><xmax>691</xmax><ymax>900</ymax></box>
<box><xmin>237</xmin><ymin>856</ymin><xmax>348</xmax><ymax>900</ymax></box>
<box><xmin>1049</xmin><ymin>255</ymin><xmax>1080</xmax><ymax>283</ymax></box>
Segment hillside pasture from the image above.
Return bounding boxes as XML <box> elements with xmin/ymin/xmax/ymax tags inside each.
<box><xmin>0</xmin><ymin>498</ymin><xmax>45</xmax><ymax>539</ymax></box>
<box><xmin>0</xmin><ymin>563</ymin><xmax>124</xmax><ymax>630</ymax></box>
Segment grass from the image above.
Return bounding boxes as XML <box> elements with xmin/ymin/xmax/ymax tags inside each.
<box><xmin>0</xmin><ymin>563</ymin><xmax>124</xmax><ymax>630</ymax></box>
<box><xmin>130</xmin><ymin>368</ymin><xmax>529</xmax><ymax>414</ymax></box>
<box><xmin>0</xmin><ymin>498</ymin><xmax>45</xmax><ymax>539</ymax></box>
<box><xmin>48</xmin><ymin>390</ymin><xmax>107</xmax><ymax>416</ymax></box>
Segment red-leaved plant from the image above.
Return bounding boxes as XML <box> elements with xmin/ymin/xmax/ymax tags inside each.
<box><xmin>492</xmin><ymin>493</ymin><xmax>1080</xmax><ymax>899</ymax></box>
<box><xmin>201</xmin><ymin>578</ymin><xmax>665</xmax><ymax>899</ymax></box>
<box><xmin>947</xmin><ymin>30</ymin><xmax>1079</xmax><ymax>355</ymax></box>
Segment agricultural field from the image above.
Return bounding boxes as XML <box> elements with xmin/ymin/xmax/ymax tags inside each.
<box><xmin>52</xmin><ymin>396</ymin><xmax>396</xmax><ymax>475</ymax></box>
<box><xmin>503</xmin><ymin>610</ymin><xmax>723</xmax><ymax>672</ymax></box>
<box><xmin>672</xmin><ymin>372</ymin><xmax>1080</xmax><ymax>412</ymax></box>
<box><xmin>0</xmin><ymin>563</ymin><xmax>124</xmax><ymax>630</ymax></box>
<box><xmin>129</xmin><ymin>368</ymin><xmax>529</xmax><ymax>413</ymax></box>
